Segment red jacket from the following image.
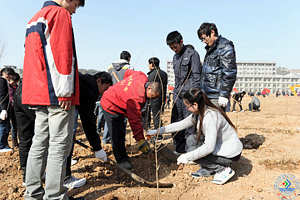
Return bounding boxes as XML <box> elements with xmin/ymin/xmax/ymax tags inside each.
<box><xmin>22</xmin><ymin>1</ymin><xmax>79</xmax><ymax>106</ymax></box>
<box><xmin>101</xmin><ymin>70</ymin><xmax>148</xmax><ymax>141</ymax></box>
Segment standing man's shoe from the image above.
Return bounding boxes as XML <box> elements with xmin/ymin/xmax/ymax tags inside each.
<box><xmin>64</xmin><ymin>176</ymin><xmax>87</xmax><ymax>189</ymax></box>
<box><xmin>119</xmin><ymin>161</ymin><xmax>132</xmax><ymax>170</ymax></box>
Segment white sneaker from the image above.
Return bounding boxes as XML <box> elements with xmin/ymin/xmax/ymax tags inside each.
<box><xmin>71</xmin><ymin>159</ymin><xmax>78</xmax><ymax>166</ymax></box>
<box><xmin>64</xmin><ymin>176</ymin><xmax>87</xmax><ymax>189</ymax></box>
<box><xmin>0</xmin><ymin>147</ymin><xmax>13</xmax><ymax>153</ymax></box>
<box><xmin>211</xmin><ymin>167</ymin><xmax>235</xmax><ymax>185</ymax></box>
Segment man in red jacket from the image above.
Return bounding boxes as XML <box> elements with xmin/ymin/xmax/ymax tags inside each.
<box><xmin>101</xmin><ymin>70</ymin><xmax>160</xmax><ymax>169</ymax></box>
<box><xmin>22</xmin><ymin>1</ymin><xmax>84</xmax><ymax>200</ymax></box>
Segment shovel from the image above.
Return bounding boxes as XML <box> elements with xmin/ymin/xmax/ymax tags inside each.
<box><xmin>73</xmin><ymin>139</ymin><xmax>173</xmax><ymax>188</ymax></box>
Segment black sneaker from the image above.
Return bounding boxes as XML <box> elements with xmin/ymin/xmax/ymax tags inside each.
<box><xmin>119</xmin><ymin>161</ymin><xmax>132</xmax><ymax>170</ymax></box>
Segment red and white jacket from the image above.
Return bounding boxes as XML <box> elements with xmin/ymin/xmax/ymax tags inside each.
<box><xmin>101</xmin><ymin>70</ymin><xmax>148</xmax><ymax>141</ymax></box>
<box><xmin>22</xmin><ymin>1</ymin><xmax>79</xmax><ymax>106</ymax></box>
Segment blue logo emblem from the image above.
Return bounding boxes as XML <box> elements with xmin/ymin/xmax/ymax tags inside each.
<box><xmin>274</xmin><ymin>174</ymin><xmax>300</xmax><ymax>199</ymax></box>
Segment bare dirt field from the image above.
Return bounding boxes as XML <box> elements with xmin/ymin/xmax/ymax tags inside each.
<box><xmin>1</xmin><ymin>95</ymin><xmax>300</xmax><ymax>200</ymax></box>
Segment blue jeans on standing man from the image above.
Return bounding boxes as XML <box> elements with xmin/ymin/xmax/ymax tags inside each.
<box><xmin>0</xmin><ymin>118</ymin><xmax>11</xmax><ymax>149</ymax></box>
<box><xmin>95</xmin><ymin>101</ymin><xmax>110</xmax><ymax>143</ymax></box>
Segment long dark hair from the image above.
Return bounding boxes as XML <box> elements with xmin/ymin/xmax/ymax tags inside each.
<box><xmin>183</xmin><ymin>88</ymin><xmax>236</xmax><ymax>143</ymax></box>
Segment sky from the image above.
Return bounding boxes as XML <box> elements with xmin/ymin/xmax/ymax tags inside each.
<box><xmin>0</xmin><ymin>0</ymin><xmax>300</xmax><ymax>74</ymax></box>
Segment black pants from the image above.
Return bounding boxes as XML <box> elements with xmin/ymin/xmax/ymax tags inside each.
<box><xmin>14</xmin><ymin>96</ymin><xmax>35</xmax><ymax>182</ymax></box>
<box><xmin>195</xmin><ymin>154</ymin><xmax>239</xmax><ymax>173</ymax></box>
<box><xmin>171</xmin><ymin>95</ymin><xmax>194</xmax><ymax>153</ymax></box>
<box><xmin>232</xmin><ymin>100</ymin><xmax>242</xmax><ymax>111</ymax></box>
<box><xmin>150</xmin><ymin>98</ymin><xmax>163</xmax><ymax>129</ymax></box>
<box><xmin>248</xmin><ymin>103</ymin><xmax>260</xmax><ymax>111</ymax></box>
<box><xmin>142</xmin><ymin>99</ymin><xmax>164</xmax><ymax>130</ymax></box>
<box><xmin>141</xmin><ymin>103</ymin><xmax>151</xmax><ymax>130</ymax></box>
<box><xmin>103</xmin><ymin>110</ymin><xmax>127</xmax><ymax>163</ymax></box>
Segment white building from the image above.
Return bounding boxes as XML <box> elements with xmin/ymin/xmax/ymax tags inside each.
<box><xmin>166</xmin><ymin>60</ymin><xmax>300</xmax><ymax>93</ymax></box>
<box><xmin>166</xmin><ymin>61</ymin><xmax>175</xmax><ymax>87</ymax></box>
<box><xmin>234</xmin><ymin>61</ymin><xmax>300</xmax><ymax>93</ymax></box>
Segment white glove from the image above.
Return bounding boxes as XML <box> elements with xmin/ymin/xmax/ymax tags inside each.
<box><xmin>146</xmin><ymin>129</ymin><xmax>158</xmax><ymax>136</ymax></box>
<box><xmin>146</xmin><ymin>127</ymin><xmax>165</xmax><ymax>136</ymax></box>
<box><xmin>218</xmin><ymin>96</ymin><xmax>229</xmax><ymax>107</ymax></box>
<box><xmin>0</xmin><ymin>110</ymin><xmax>7</xmax><ymax>120</ymax></box>
<box><xmin>95</xmin><ymin>149</ymin><xmax>107</xmax><ymax>162</ymax></box>
<box><xmin>177</xmin><ymin>153</ymin><xmax>189</xmax><ymax>165</ymax></box>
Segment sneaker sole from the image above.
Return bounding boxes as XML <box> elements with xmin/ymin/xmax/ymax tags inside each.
<box><xmin>73</xmin><ymin>179</ymin><xmax>87</xmax><ymax>188</ymax></box>
<box><xmin>191</xmin><ymin>173</ymin><xmax>213</xmax><ymax>178</ymax></box>
<box><xmin>64</xmin><ymin>178</ymin><xmax>87</xmax><ymax>189</ymax></box>
<box><xmin>211</xmin><ymin>170</ymin><xmax>235</xmax><ymax>185</ymax></box>
<box><xmin>0</xmin><ymin>149</ymin><xmax>13</xmax><ymax>153</ymax></box>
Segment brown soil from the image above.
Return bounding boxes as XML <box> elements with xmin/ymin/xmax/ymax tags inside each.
<box><xmin>1</xmin><ymin>95</ymin><xmax>300</xmax><ymax>200</ymax></box>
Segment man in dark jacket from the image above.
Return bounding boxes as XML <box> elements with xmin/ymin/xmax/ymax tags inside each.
<box><xmin>77</xmin><ymin>72</ymin><xmax>112</xmax><ymax>153</ymax></box>
<box><xmin>0</xmin><ymin>75</ymin><xmax>11</xmax><ymax>152</ymax></box>
<box><xmin>197</xmin><ymin>22</ymin><xmax>237</xmax><ymax>111</ymax></box>
<box><xmin>166</xmin><ymin>31</ymin><xmax>202</xmax><ymax>154</ymax></box>
<box><xmin>232</xmin><ymin>91</ymin><xmax>246</xmax><ymax>112</ymax></box>
<box><xmin>143</xmin><ymin>57</ymin><xmax>168</xmax><ymax>131</ymax></box>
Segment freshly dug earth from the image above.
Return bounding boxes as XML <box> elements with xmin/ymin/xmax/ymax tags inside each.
<box><xmin>1</xmin><ymin>95</ymin><xmax>300</xmax><ymax>200</ymax></box>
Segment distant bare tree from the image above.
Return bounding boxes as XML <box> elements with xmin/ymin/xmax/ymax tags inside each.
<box><xmin>0</xmin><ymin>35</ymin><xmax>5</xmax><ymax>62</ymax></box>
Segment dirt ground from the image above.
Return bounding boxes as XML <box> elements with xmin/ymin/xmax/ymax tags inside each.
<box><xmin>1</xmin><ymin>95</ymin><xmax>300</xmax><ymax>200</ymax></box>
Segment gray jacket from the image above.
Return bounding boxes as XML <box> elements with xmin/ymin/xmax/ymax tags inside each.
<box><xmin>108</xmin><ymin>59</ymin><xmax>132</xmax><ymax>84</ymax></box>
<box><xmin>251</xmin><ymin>96</ymin><xmax>260</xmax><ymax>107</ymax></box>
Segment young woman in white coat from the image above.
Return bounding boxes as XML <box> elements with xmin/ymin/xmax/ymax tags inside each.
<box><xmin>147</xmin><ymin>88</ymin><xmax>243</xmax><ymax>184</ymax></box>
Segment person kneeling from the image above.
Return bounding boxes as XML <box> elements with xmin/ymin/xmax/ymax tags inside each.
<box><xmin>147</xmin><ymin>88</ymin><xmax>243</xmax><ymax>185</ymax></box>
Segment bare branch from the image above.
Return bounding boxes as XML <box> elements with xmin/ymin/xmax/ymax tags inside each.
<box><xmin>0</xmin><ymin>35</ymin><xmax>6</xmax><ymax>62</ymax></box>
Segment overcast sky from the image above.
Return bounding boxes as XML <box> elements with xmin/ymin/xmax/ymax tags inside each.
<box><xmin>0</xmin><ymin>0</ymin><xmax>299</xmax><ymax>73</ymax></box>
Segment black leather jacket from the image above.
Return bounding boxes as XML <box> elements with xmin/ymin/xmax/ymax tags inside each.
<box><xmin>0</xmin><ymin>77</ymin><xmax>9</xmax><ymax>112</ymax></box>
<box><xmin>201</xmin><ymin>36</ymin><xmax>237</xmax><ymax>99</ymax></box>
<box><xmin>173</xmin><ymin>45</ymin><xmax>202</xmax><ymax>97</ymax></box>
<box><xmin>147</xmin><ymin>67</ymin><xmax>168</xmax><ymax>102</ymax></box>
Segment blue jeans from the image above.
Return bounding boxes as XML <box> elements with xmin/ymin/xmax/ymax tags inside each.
<box><xmin>96</xmin><ymin>101</ymin><xmax>110</xmax><ymax>143</ymax></box>
<box><xmin>0</xmin><ymin>118</ymin><xmax>10</xmax><ymax>149</ymax></box>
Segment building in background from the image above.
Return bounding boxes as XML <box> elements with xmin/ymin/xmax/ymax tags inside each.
<box><xmin>234</xmin><ymin>61</ymin><xmax>300</xmax><ymax>94</ymax></box>
<box><xmin>166</xmin><ymin>60</ymin><xmax>300</xmax><ymax>94</ymax></box>
<box><xmin>166</xmin><ymin>61</ymin><xmax>175</xmax><ymax>88</ymax></box>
